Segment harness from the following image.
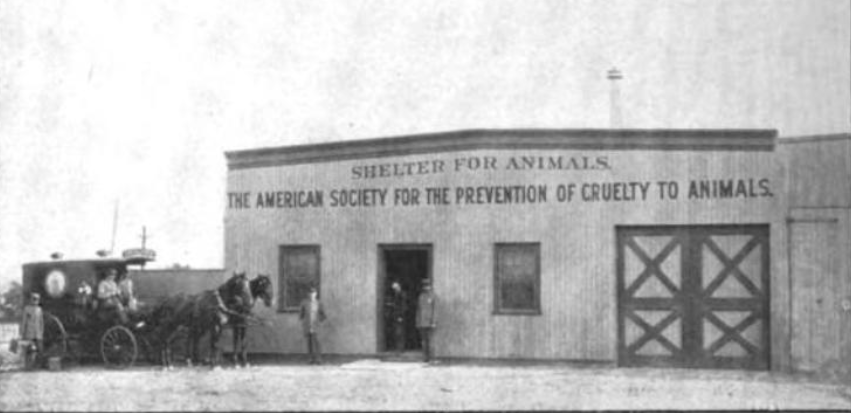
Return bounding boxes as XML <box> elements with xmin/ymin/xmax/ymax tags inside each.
<box><xmin>213</xmin><ymin>289</ymin><xmax>245</xmax><ymax>318</ymax></box>
<box><xmin>213</xmin><ymin>288</ymin><xmax>265</xmax><ymax>326</ymax></box>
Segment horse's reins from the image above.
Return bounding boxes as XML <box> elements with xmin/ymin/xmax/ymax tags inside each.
<box><xmin>213</xmin><ymin>289</ymin><xmax>267</xmax><ymax>325</ymax></box>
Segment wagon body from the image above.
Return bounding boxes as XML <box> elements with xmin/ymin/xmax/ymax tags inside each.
<box><xmin>23</xmin><ymin>258</ymin><xmax>129</xmax><ymax>317</ymax></box>
<box><xmin>21</xmin><ymin>254</ymin><xmax>156</xmax><ymax>368</ymax></box>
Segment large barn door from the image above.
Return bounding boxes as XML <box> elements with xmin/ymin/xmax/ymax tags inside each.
<box><xmin>617</xmin><ymin>228</ymin><xmax>687</xmax><ymax>367</ymax></box>
<box><xmin>617</xmin><ymin>225</ymin><xmax>770</xmax><ymax>370</ymax></box>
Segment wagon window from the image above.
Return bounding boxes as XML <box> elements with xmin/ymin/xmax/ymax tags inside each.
<box><xmin>494</xmin><ymin>243</ymin><xmax>541</xmax><ymax>315</ymax></box>
<box><xmin>279</xmin><ymin>245</ymin><xmax>321</xmax><ymax>312</ymax></box>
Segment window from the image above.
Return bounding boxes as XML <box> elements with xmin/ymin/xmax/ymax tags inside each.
<box><xmin>279</xmin><ymin>245</ymin><xmax>321</xmax><ymax>312</ymax></box>
<box><xmin>494</xmin><ymin>243</ymin><xmax>541</xmax><ymax>315</ymax></box>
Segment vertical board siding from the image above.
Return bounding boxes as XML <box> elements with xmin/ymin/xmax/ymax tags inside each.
<box><xmin>130</xmin><ymin>269</ymin><xmax>225</xmax><ymax>301</ymax></box>
<box><xmin>781</xmin><ymin>137</ymin><xmax>851</xmax><ymax>208</ymax></box>
<box><xmin>225</xmin><ymin>146</ymin><xmax>782</xmax><ymax>362</ymax></box>
<box><xmin>788</xmin><ymin>209</ymin><xmax>851</xmax><ymax>379</ymax></box>
<box><xmin>843</xmin><ymin>209</ymin><xmax>851</xmax><ymax>380</ymax></box>
<box><xmin>781</xmin><ymin>136</ymin><xmax>851</xmax><ymax>378</ymax></box>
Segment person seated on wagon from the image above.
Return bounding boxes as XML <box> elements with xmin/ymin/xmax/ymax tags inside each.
<box><xmin>97</xmin><ymin>268</ymin><xmax>129</xmax><ymax>324</ymax></box>
<box><xmin>76</xmin><ymin>281</ymin><xmax>94</xmax><ymax>309</ymax></box>
<box><xmin>117</xmin><ymin>269</ymin><xmax>138</xmax><ymax>313</ymax></box>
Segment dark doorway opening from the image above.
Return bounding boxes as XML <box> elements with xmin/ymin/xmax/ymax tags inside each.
<box><xmin>377</xmin><ymin>244</ymin><xmax>431</xmax><ymax>353</ymax></box>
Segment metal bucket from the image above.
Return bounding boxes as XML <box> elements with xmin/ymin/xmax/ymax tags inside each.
<box><xmin>47</xmin><ymin>356</ymin><xmax>61</xmax><ymax>371</ymax></box>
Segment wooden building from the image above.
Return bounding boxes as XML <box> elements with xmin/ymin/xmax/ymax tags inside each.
<box><xmin>778</xmin><ymin>133</ymin><xmax>851</xmax><ymax>380</ymax></box>
<box><xmin>129</xmin><ymin>268</ymin><xmax>225</xmax><ymax>302</ymax></box>
<box><xmin>224</xmin><ymin>128</ymin><xmax>791</xmax><ymax>371</ymax></box>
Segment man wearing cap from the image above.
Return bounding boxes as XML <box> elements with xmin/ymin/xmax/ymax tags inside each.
<box><xmin>299</xmin><ymin>286</ymin><xmax>327</xmax><ymax>364</ymax></box>
<box><xmin>386</xmin><ymin>281</ymin><xmax>408</xmax><ymax>353</ymax></box>
<box><xmin>416</xmin><ymin>279</ymin><xmax>438</xmax><ymax>363</ymax></box>
<box><xmin>98</xmin><ymin>268</ymin><xmax>128</xmax><ymax>324</ymax></box>
<box><xmin>21</xmin><ymin>292</ymin><xmax>44</xmax><ymax>369</ymax></box>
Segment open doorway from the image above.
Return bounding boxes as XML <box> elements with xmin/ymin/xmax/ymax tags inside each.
<box><xmin>377</xmin><ymin>244</ymin><xmax>432</xmax><ymax>354</ymax></box>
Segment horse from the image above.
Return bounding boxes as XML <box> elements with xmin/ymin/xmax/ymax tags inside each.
<box><xmin>186</xmin><ymin>272</ymin><xmax>253</xmax><ymax>367</ymax></box>
<box><xmin>228</xmin><ymin>274</ymin><xmax>273</xmax><ymax>367</ymax></box>
<box><xmin>148</xmin><ymin>272</ymin><xmax>252</xmax><ymax>368</ymax></box>
<box><xmin>146</xmin><ymin>293</ymin><xmax>192</xmax><ymax>369</ymax></box>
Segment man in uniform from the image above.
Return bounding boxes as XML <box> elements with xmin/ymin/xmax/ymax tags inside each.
<box><xmin>386</xmin><ymin>281</ymin><xmax>408</xmax><ymax>353</ymax></box>
<box><xmin>299</xmin><ymin>286</ymin><xmax>327</xmax><ymax>364</ymax></box>
<box><xmin>21</xmin><ymin>292</ymin><xmax>43</xmax><ymax>369</ymax></box>
<box><xmin>416</xmin><ymin>279</ymin><xmax>437</xmax><ymax>363</ymax></box>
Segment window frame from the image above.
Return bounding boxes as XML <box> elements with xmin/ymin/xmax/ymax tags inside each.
<box><xmin>493</xmin><ymin>242</ymin><xmax>542</xmax><ymax>316</ymax></box>
<box><xmin>278</xmin><ymin>244</ymin><xmax>321</xmax><ymax>313</ymax></box>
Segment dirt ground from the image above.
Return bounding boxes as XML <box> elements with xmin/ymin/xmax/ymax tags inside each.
<box><xmin>1</xmin><ymin>349</ymin><xmax>850</xmax><ymax>411</ymax></box>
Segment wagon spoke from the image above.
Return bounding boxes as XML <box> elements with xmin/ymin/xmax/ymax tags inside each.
<box><xmin>42</xmin><ymin>313</ymin><xmax>68</xmax><ymax>360</ymax></box>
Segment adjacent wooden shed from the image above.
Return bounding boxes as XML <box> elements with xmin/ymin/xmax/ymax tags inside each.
<box><xmin>129</xmin><ymin>268</ymin><xmax>225</xmax><ymax>302</ymax></box>
<box><xmin>778</xmin><ymin>133</ymin><xmax>851</xmax><ymax>380</ymax></box>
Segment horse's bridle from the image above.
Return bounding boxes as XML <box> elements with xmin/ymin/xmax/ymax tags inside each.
<box><xmin>214</xmin><ymin>286</ymin><xmax>250</xmax><ymax>318</ymax></box>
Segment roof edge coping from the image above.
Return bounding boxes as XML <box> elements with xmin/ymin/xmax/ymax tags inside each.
<box><xmin>226</xmin><ymin>128</ymin><xmax>778</xmax><ymax>170</ymax></box>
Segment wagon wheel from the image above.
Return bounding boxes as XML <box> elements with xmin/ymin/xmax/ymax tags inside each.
<box><xmin>101</xmin><ymin>325</ymin><xmax>137</xmax><ymax>368</ymax></box>
<box><xmin>42</xmin><ymin>312</ymin><xmax>68</xmax><ymax>361</ymax></box>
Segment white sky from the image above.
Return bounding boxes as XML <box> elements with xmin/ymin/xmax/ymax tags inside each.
<box><xmin>0</xmin><ymin>0</ymin><xmax>849</xmax><ymax>289</ymax></box>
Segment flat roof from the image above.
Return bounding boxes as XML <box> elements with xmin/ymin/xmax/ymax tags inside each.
<box><xmin>225</xmin><ymin>128</ymin><xmax>778</xmax><ymax>170</ymax></box>
<box><xmin>778</xmin><ymin>133</ymin><xmax>851</xmax><ymax>144</ymax></box>
<box><xmin>23</xmin><ymin>257</ymin><xmax>154</xmax><ymax>268</ymax></box>
<box><xmin>23</xmin><ymin>258</ymin><xmax>129</xmax><ymax>267</ymax></box>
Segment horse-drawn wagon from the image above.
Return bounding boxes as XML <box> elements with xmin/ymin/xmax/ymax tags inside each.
<box><xmin>21</xmin><ymin>252</ymin><xmax>156</xmax><ymax>369</ymax></box>
<box><xmin>20</xmin><ymin>250</ymin><xmax>274</xmax><ymax>370</ymax></box>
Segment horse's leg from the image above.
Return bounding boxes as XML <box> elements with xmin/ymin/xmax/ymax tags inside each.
<box><xmin>160</xmin><ymin>345</ymin><xmax>167</xmax><ymax>369</ymax></box>
<box><xmin>157</xmin><ymin>326</ymin><xmax>167</xmax><ymax>369</ymax></box>
<box><xmin>160</xmin><ymin>339</ymin><xmax>171</xmax><ymax>370</ymax></box>
<box><xmin>157</xmin><ymin>332</ymin><xmax>166</xmax><ymax>369</ymax></box>
<box><xmin>231</xmin><ymin>324</ymin><xmax>240</xmax><ymax>367</ymax></box>
<box><xmin>187</xmin><ymin>327</ymin><xmax>197</xmax><ymax>367</ymax></box>
<box><xmin>209</xmin><ymin>324</ymin><xmax>221</xmax><ymax>369</ymax></box>
<box><xmin>163</xmin><ymin>327</ymin><xmax>176</xmax><ymax>369</ymax></box>
<box><xmin>239</xmin><ymin>326</ymin><xmax>248</xmax><ymax>367</ymax></box>
<box><xmin>234</xmin><ymin>326</ymin><xmax>244</xmax><ymax>367</ymax></box>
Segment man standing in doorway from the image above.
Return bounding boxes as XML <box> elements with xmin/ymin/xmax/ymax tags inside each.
<box><xmin>387</xmin><ymin>281</ymin><xmax>408</xmax><ymax>353</ymax></box>
<box><xmin>416</xmin><ymin>279</ymin><xmax>437</xmax><ymax>363</ymax></box>
<box><xmin>299</xmin><ymin>286</ymin><xmax>327</xmax><ymax>364</ymax></box>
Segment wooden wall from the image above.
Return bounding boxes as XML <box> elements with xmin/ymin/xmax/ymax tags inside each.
<box><xmin>780</xmin><ymin>135</ymin><xmax>851</xmax><ymax>380</ymax></box>
<box><xmin>782</xmin><ymin>135</ymin><xmax>851</xmax><ymax>208</ymax></box>
<box><xmin>131</xmin><ymin>268</ymin><xmax>225</xmax><ymax>301</ymax></box>
<box><xmin>225</xmin><ymin>137</ymin><xmax>783</xmax><ymax>362</ymax></box>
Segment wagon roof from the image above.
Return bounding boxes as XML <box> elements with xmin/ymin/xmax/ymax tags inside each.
<box><xmin>23</xmin><ymin>258</ymin><xmax>134</xmax><ymax>268</ymax></box>
<box><xmin>24</xmin><ymin>249</ymin><xmax>155</xmax><ymax>268</ymax></box>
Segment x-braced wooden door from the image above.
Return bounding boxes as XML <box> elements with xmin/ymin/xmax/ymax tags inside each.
<box><xmin>617</xmin><ymin>225</ymin><xmax>770</xmax><ymax>370</ymax></box>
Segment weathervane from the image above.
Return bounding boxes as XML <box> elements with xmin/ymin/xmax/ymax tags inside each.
<box><xmin>121</xmin><ymin>226</ymin><xmax>157</xmax><ymax>268</ymax></box>
<box><xmin>139</xmin><ymin>226</ymin><xmax>152</xmax><ymax>250</ymax></box>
